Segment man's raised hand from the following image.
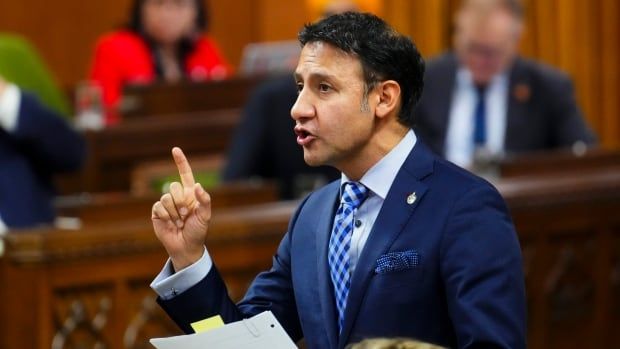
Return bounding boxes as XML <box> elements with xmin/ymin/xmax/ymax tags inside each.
<box><xmin>151</xmin><ymin>147</ymin><xmax>212</xmax><ymax>272</ymax></box>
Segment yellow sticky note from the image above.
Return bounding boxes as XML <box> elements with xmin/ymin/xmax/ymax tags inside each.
<box><xmin>190</xmin><ymin>315</ymin><xmax>225</xmax><ymax>333</ymax></box>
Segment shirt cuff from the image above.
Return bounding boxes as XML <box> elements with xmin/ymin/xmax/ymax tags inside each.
<box><xmin>150</xmin><ymin>247</ymin><xmax>213</xmax><ymax>300</ymax></box>
<box><xmin>0</xmin><ymin>83</ymin><xmax>21</xmax><ymax>132</ymax></box>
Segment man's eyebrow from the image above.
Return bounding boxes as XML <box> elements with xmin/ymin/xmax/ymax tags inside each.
<box><xmin>293</xmin><ymin>71</ymin><xmax>337</xmax><ymax>82</ymax></box>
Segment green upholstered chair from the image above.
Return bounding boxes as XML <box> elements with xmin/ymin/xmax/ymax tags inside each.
<box><xmin>0</xmin><ymin>33</ymin><xmax>70</xmax><ymax>117</ymax></box>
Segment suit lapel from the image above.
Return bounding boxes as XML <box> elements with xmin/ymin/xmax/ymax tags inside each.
<box><xmin>434</xmin><ymin>55</ymin><xmax>458</xmax><ymax>155</ymax></box>
<box><xmin>315</xmin><ymin>183</ymin><xmax>340</xmax><ymax>349</ymax></box>
<box><xmin>338</xmin><ymin>141</ymin><xmax>435</xmax><ymax>347</ymax></box>
<box><xmin>505</xmin><ymin>59</ymin><xmax>531</xmax><ymax>152</ymax></box>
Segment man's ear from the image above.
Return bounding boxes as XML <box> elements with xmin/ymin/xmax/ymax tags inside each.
<box><xmin>375</xmin><ymin>80</ymin><xmax>401</xmax><ymax>119</ymax></box>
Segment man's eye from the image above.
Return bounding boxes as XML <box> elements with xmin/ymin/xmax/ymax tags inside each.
<box><xmin>319</xmin><ymin>83</ymin><xmax>331</xmax><ymax>92</ymax></box>
<box><xmin>296</xmin><ymin>83</ymin><xmax>303</xmax><ymax>93</ymax></box>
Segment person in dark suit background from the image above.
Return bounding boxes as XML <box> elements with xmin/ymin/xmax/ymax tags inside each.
<box><xmin>0</xmin><ymin>76</ymin><xmax>86</xmax><ymax>232</ymax></box>
<box><xmin>414</xmin><ymin>0</ymin><xmax>596</xmax><ymax>170</ymax></box>
<box><xmin>149</xmin><ymin>12</ymin><xmax>525</xmax><ymax>349</ymax></box>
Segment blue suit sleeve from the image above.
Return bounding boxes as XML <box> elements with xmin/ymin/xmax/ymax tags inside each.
<box><xmin>440</xmin><ymin>183</ymin><xmax>527</xmax><ymax>349</ymax></box>
<box><xmin>12</xmin><ymin>91</ymin><xmax>86</xmax><ymax>172</ymax></box>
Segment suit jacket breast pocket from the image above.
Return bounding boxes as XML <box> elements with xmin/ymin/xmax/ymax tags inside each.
<box><xmin>373</xmin><ymin>250</ymin><xmax>425</xmax><ymax>290</ymax></box>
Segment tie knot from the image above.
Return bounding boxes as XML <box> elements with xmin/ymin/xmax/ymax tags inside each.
<box><xmin>341</xmin><ymin>182</ymin><xmax>368</xmax><ymax>208</ymax></box>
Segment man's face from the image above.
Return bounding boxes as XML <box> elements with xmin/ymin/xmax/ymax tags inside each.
<box><xmin>291</xmin><ymin>42</ymin><xmax>376</xmax><ymax>172</ymax></box>
<box><xmin>454</xmin><ymin>7</ymin><xmax>521</xmax><ymax>85</ymax></box>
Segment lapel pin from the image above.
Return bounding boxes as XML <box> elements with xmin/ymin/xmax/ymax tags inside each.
<box><xmin>406</xmin><ymin>192</ymin><xmax>417</xmax><ymax>205</ymax></box>
<box><xmin>513</xmin><ymin>83</ymin><xmax>531</xmax><ymax>103</ymax></box>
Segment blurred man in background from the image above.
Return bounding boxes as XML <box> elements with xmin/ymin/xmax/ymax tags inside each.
<box><xmin>414</xmin><ymin>0</ymin><xmax>596</xmax><ymax>171</ymax></box>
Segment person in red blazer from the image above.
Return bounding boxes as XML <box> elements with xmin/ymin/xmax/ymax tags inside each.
<box><xmin>88</xmin><ymin>0</ymin><xmax>232</xmax><ymax>125</ymax></box>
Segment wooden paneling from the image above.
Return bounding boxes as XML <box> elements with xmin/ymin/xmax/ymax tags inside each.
<box><xmin>255</xmin><ymin>0</ymin><xmax>308</xmax><ymax>42</ymax></box>
<box><xmin>0</xmin><ymin>0</ymin><xmax>133</xmax><ymax>92</ymax></box>
<box><xmin>600</xmin><ymin>0</ymin><xmax>620</xmax><ymax>147</ymax></box>
<box><xmin>384</xmin><ymin>0</ymin><xmax>451</xmax><ymax>57</ymax></box>
<box><xmin>208</xmin><ymin>0</ymin><xmax>258</xmax><ymax>69</ymax></box>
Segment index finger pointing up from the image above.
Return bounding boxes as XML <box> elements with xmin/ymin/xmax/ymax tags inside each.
<box><xmin>172</xmin><ymin>147</ymin><xmax>196</xmax><ymax>187</ymax></box>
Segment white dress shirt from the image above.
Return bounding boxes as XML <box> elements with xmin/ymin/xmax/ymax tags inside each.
<box><xmin>0</xmin><ymin>83</ymin><xmax>21</xmax><ymax>132</ymax></box>
<box><xmin>151</xmin><ymin>130</ymin><xmax>417</xmax><ymax>299</ymax></box>
<box><xmin>0</xmin><ymin>83</ymin><xmax>22</xmax><ymax>232</ymax></box>
<box><xmin>0</xmin><ymin>217</ymin><xmax>6</xmax><ymax>235</ymax></box>
<box><xmin>0</xmin><ymin>220</ymin><xmax>6</xmax><ymax>256</ymax></box>
<box><xmin>445</xmin><ymin>68</ymin><xmax>508</xmax><ymax>168</ymax></box>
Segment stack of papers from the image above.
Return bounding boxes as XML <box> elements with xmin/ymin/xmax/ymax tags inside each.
<box><xmin>150</xmin><ymin>311</ymin><xmax>297</xmax><ymax>349</ymax></box>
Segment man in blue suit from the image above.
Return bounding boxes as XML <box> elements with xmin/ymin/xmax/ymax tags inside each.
<box><xmin>0</xmin><ymin>76</ymin><xmax>85</xmax><ymax>231</ymax></box>
<box><xmin>150</xmin><ymin>12</ymin><xmax>526</xmax><ymax>349</ymax></box>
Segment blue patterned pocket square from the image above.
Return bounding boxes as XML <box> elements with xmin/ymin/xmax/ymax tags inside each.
<box><xmin>375</xmin><ymin>250</ymin><xmax>420</xmax><ymax>274</ymax></box>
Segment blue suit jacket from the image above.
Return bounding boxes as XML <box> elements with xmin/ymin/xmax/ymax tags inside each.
<box><xmin>0</xmin><ymin>91</ymin><xmax>85</xmax><ymax>228</ymax></box>
<box><xmin>158</xmin><ymin>140</ymin><xmax>526</xmax><ymax>348</ymax></box>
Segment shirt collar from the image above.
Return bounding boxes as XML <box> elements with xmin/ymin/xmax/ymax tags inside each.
<box><xmin>341</xmin><ymin>129</ymin><xmax>417</xmax><ymax>200</ymax></box>
<box><xmin>456</xmin><ymin>67</ymin><xmax>508</xmax><ymax>90</ymax></box>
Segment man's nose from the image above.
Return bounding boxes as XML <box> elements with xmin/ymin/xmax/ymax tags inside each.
<box><xmin>291</xmin><ymin>90</ymin><xmax>315</xmax><ymax>121</ymax></box>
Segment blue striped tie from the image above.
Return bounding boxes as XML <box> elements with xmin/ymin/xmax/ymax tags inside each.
<box><xmin>328</xmin><ymin>181</ymin><xmax>369</xmax><ymax>333</ymax></box>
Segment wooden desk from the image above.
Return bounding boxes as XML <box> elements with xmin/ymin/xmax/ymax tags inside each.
<box><xmin>57</xmin><ymin>109</ymin><xmax>241</xmax><ymax>194</ymax></box>
<box><xmin>120</xmin><ymin>76</ymin><xmax>264</xmax><ymax>118</ymax></box>
<box><xmin>54</xmin><ymin>181</ymin><xmax>278</xmax><ymax>227</ymax></box>
<box><xmin>500</xmin><ymin>147</ymin><xmax>620</xmax><ymax>178</ymax></box>
<box><xmin>497</xmin><ymin>167</ymin><xmax>620</xmax><ymax>349</ymax></box>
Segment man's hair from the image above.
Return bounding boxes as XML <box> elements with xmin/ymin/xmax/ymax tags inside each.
<box><xmin>494</xmin><ymin>0</ymin><xmax>524</xmax><ymax>19</ymax></box>
<box><xmin>461</xmin><ymin>0</ymin><xmax>524</xmax><ymax>20</ymax></box>
<box><xmin>298</xmin><ymin>12</ymin><xmax>425</xmax><ymax>128</ymax></box>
